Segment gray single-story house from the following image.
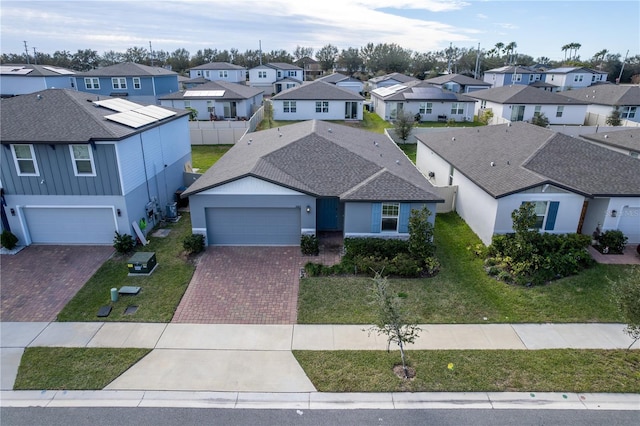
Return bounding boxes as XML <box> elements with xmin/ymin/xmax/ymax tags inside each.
<box><xmin>183</xmin><ymin>120</ymin><xmax>443</xmax><ymax>245</ymax></box>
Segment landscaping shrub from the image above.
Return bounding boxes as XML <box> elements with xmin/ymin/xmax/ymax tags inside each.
<box><xmin>343</xmin><ymin>238</ymin><xmax>409</xmax><ymax>261</ymax></box>
<box><xmin>183</xmin><ymin>233</ymin><xmax>205</xmax><ymax>254</ymax></box>
<box><xmin>112</xmin><ymin>231</ymin><xmax>135</xmax><ymax>254</ymax></box>
<box><xmin>595</xmin><ymin>230</ymin><xmax>628</xmax><ymax>254</ymax></box>
<box><xmin>423</xmin><ymin>256</ymin><xmax>441</xmax><ymax>277</ymax></box>
<box><xmin>300</xmin><ymin>234</ymin><xmax>319</xmax><ymax>256</ymax></box>
<box><xmin>1</xmin><ymin>230</ymin><xmax>19</xmax><ymax>250</ymax></box>
<box><xmin>408</xmin><ymin>206</ymin><xmax>435</xmax><ymax>260</ymax></box>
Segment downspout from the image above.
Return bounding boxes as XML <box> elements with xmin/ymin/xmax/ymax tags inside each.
<box><xmin>139</xmin><ymin>134</ymin><xmax>152</xmax><ymax>202</ymax></box>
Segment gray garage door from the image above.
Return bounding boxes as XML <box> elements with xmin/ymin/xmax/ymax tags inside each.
<box><xmin>206</xmin><ymin>207</ymin><xmax>300</xmax><ymax>245</ymax></box>
<box><xmin>618</xmin><ymin>206</ymin><xmax>640</xmax><ymax>244</ymax></box>
<box><xmin>24</xmin><ymin>207</ymin><xmax>116</xmax><ymax>244</ymax></box>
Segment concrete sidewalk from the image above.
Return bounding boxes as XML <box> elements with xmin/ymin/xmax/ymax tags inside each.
<box><xmin>1</xmin><ymin>322</ymin><xmax>638</xmax><ymax>395</ymax></box>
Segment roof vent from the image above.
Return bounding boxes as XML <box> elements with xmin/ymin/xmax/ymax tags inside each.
<box><xmin>490</xmin><ymin>161</ymin><xmax>495</xmax><ymax>167</ymax></box>
<box><xmin>279</xmin><ymin>133</ymin><xmax>282</xmax><ymax>137</ymax></box>
<box><xmin>328</xmin><ymin>128</ymin><xmax>332</xmax><ymax>133</ymax></box>
<box><xmin>604</xmin><ymin>134</ymin><xmax>608</xmax><ymax>138</ymax></box>
<box><xmin>36</xmin><ymin>94</ymin><xmax>42</xmax><ymax>100</ymax></box>
<box><xmin>396</xmin><ymin>160</ymin><xmax>400</xmax><ymax>164</ymax></box>
<box><xmin>451</xmin><ymin>137</ymin><xmax>455</xmax><ymax>141</ymax></box>
<box><xmin>248</xmin><ymin>138</ymin><xmax>252</xmax><ymax>145</ymax></box>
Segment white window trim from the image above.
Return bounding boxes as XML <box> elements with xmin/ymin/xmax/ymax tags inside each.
<box><xmin>316</xmin><ymin>101</ymin><xmax>329</xmax><ymax>113</ymax></box>
<box><xmin>219</xmin><ymin>70</ymin><xmax>228</xmax><ymax>78</ymax></box>
<box><xmin>69</xmin><ymin>144</ymin><xmax>96</xmax><ymax>177</ymax></box>
<box><xmin>132</xmin><ymin>77</ymin><xmax>141</xmax><ymax>89</ymax></box>
<box><xmin>111</xmin><ymin>77</ymin><xmax>127</xmax><ymax>89</ymax></box>
<box><xmin>381</xmin><ymin>202</ymin><xmax>400</xmax><ymax>232</ymax></box>
<box><xmin>11</xmin><ymin>144</ymin><xmax>40</xmax><ymax>176</ymax></box>
<box><xmin>84</xmin><ymin>77</ymin><xmax>100</xmax><ymax>90</ymax></box>
<box><xmin>283</xmin><ymin>101</ymin><xmax>296</xmax><ymax>113</ymax></box>
<box><xmin>556</xmin><ymin>106</ymin><xmax>564</xmax><ymax>118</ymax></box>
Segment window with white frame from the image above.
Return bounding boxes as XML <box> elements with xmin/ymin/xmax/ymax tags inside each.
<box><xmin>132</xmin><ymin>77</ymin><xmax>141</xmax><ymax>89</ymax></box>
<box><xmin>532</xmin><ymin>201</ymin><xmax>548</xmax><ymax>229</ymax></box>
<box><xmin>573</xmin><ymin>74</ymin><xmax>583</xmax><ymax>82</ymax></box>
<box><xmin>513</xmin><ymin>74</ymin><xmax>522</xmax><ymax>82</ymax></box>
<box><xmin>592</xmin><ymin>74</ymin><xmax>596</xmax><ymax>82</ymax></box>
<box><xmin>84</xmin><ymin>77</ymin><xmax>100</xmax><ymax>89</ymax></box>
<box><xmin>535</xmin><ymin>74</ymin><xmax>541</xmax><ymax>81</ymax></box>
<box><xmin>528</xmin><ymin>74</ymin><xmax>535</xmax><ymax>82</ymax></box>
<box><xmin>620</xmin><ymin>106</ymin><xmax>636</xmax><ymax>119</ymax></box>
<box><xmin>381</xmin><ymin>203</ymin><xmax>400</xmax><ymax>232</ymax></box>
<box><xmin>207</xmin><ymin>101</ymin><xmax>214</xmax><ymax>112</ymax></box>
<box><xmin>112</xmin><ymin>77</ymin><xmax>127</xmax><ymax>89</ymax></box>
<box><xmin>219</xmin><ymin>70</ymin><xmax>228</xmax><ymax>78</ymax></box>
<box><xmin>258</xmin><ymin>71</ymin><xmax>267</xmax><ymax>78</ymax></box>
<box><xmin>480</xmin><ymin>100</ymin><xmax>487</xmax><ymax>109</ymax></box>
<box><xmin>69</xmin><ymin>144</ymin><xmax>95</xmax><ymax>176</ymax></box>
<box><xmin>315</xmin><ymin>101</ymin><xmax>329</xmax><ymax>113</ymax></box>
<box><xmin>556</xmin><ymin>106</ymin><xmax>564</xmax><ymax>117</ymax></box>
<box><xmin>534</xmin><ymin>105</ymin><xmax>542</xmax><ymax>116</ymax></box>
<box><xmin>11</xmin><ymin>144</ymin><xmax>39</xmax><ymax>176</ymax></box>
<box><xmin>184</xmin><ymin>101</ymin><xmax>191</xmax><ymax>108</ymax></box>
<box><xmin>450</xmin><ymin>103</ymin><xmax>464</xmax><ymax>115</ymax></box>
<box><xmin>286</xmin><ymin>83</ymin><xmax>295</xmax><ymax>89</ymax></box>
<box><xmin>419</xmin><ymin>102</ymin><xmax>433</xmax><ymax>114</ymax></box>
<box><xmin>283</xmin><ymin>101</ymin><xmax>296</xmax><ymax>113</ymax></box>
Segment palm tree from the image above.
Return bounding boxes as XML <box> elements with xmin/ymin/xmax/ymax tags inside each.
<box><xmin>572</xmin><ymin>43</ymin><xmax>581</xmax><ymax>60</ymax></box>
<box><xmin>505</xmin><ymin>42</ymin><xmax>517</xmax><ymax>65</ymax></box>
<box><xmin>593</xmin><ymin>49</ymin><xmax>609</xmax><ymax>69</ymax></box>
<box><xmin>494</xmin><ymin>42</ymin><xmax>505</xmax><ymax>63</ymax></box>
<box><xmin>561</xmin><ymin>44</ymin><xmax>571</xmax><ymax>62</ymax></box>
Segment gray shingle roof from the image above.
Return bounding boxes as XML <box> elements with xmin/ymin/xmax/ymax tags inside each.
<box><xmin>183</xmin><ymin>120</ymin><xmax>442</xmax><ymax>203</ymax></box>
<box><xmin>271</xmin><ymin>80</ymin><xmax>364</xmax><ymax>101</ymax></box>
<box><xmin>317</xmin><ymin>73</ymin><xmax>350</xmax><ymax>84</ymax></box>
<box><xmin>485</xmin><ymin>66</ymin><xmax>535</xmax><ymax>74</ymax></box>
<box><xmin>159</xmin><ymin>81</ymin><xmax>263</xmax><ymax>100</ymax></box>
<box><xmin>424</xmin><ymin>73</ymin><xmax>491</xmax><ymax>87</ymax></box>
<box><xmin>0</xmin><ymin>63</ymin><xmax>75</xmax><ymax>76</ymax></box>
<box><xmin>580</xmin><ymin>128</ymin><xmax>640</xmax><ymax>152</ymax></box>
<box><xmin>561</xmin><ymin>85</ymin><xmax>640</xmax><ymax>106</ymax></box>
<box><xmin>266</xmin><ymin>62</ymin><xmax>303</xmax><ymax>71</ymax></box>
<box><xmin>466</xmin><ymin>85</ymin><xmax>589</xmax><ymax>105</ymax></box>
<box><xmin>372</xmin><ymin>81</ymin><xmax>475</xmax><ymax>102</ymax></box>
<box><xmin>415</xmin><ymin>122</ymin><xmax>640</xmax><ymax>198</ymax></box>
<box><xmin>369</xmin><ymin>73</ymin><xmax>418</xmax><ymax>84</ymax></box>
<box><xmin>79</xmin><ymin>62</ymin><xmax>177</xmax><ymax>77</ymax></box>
<box><xmin>1</xmin><ymin>88</ymin><xmax>188</xmax><ymax>143</ymax></box>
<box><xmin>189</xmin><ymin>62</ymin><xmax>246</xmax><ymax>71</ymax></box>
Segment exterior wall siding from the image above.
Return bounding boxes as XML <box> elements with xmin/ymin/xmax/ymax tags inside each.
<box><xmin>272</xmin><ymin>100</ymin><xmax>363</xmax><ymax>121</ymax></box>
<box><xmin>452</xmin><ymin>170</ymin><xmax>499</xmax><ymax>246</ymax></box>
<box><xmin>160</xmin><ymin>97</ymin><xmax>258</xmax><ymax>120</ymax></box>
<box><xmin>344</xmin><ymin>201</ymin><xmax>436</xmax><ymax>238</ymax></box>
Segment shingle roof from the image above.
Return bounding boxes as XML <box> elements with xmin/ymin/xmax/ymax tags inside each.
<box><xmin>183</xmin><ymin>120</ymin><xmax>442</xmax><ymax>202</ymax></box>
<box><xmin>415</xmin><ymin>122</ymin><xmax>640</xmax><ymax>198</ymax></box>
<box><xmin>545</xmin><ymin>66</ymin><xmax>605</xmax><ymax>75</ymax></box>
<box><xmin>561</xmin><ymin>85</ymin><xmax>640</xmax><ymax>106</ymax></box>
<box><xmin>158</xmin><ymin>81</ymin><xmax>263</xmax><ymax>100</ymax></box>
<box><xmin>189</xmin><ymin>62</ymin><xmax>246</xmax><ymax>71</ymax></box>
<box><xmin>266</xmin><ymin>62</ymin><xmax>303</xmax><ymax>71</ymax></box>
<box><xmin>317</xmin><ymin>73</ymin><xmax>350</xmax><ymax>84</ymax></box>
<box><xmin>0</xmin><ymin>63</ymin><xmax>75</xmax><ymax>76</ymax></box>
<box><xmin>371</xmin><ymin>81</ymin><xmax>475</xmax><ymax>102</ymax></box>
<box><xmin>580</xmin><ymin>128</ymin><xmax>640</xmax><ymax>152</ymax></box>
<box><xmin>1</xmin><ymin>88</ymin><xmax>188</xmax><ymax>143</ymax></box>
<box><xmin>485</xmin><ymin>66</ymin><xmax>535</xmax><ymax>74</ymax></box>
<box><xmin>271</xmin><ymin>80</ymin><xmax>364</xmax><ymax>101</ymax></box>
<box><xmin>424</xmin><ymin>73</ymin><xmax>491</xmax><ymax>87</ymax></box>
<box><xmin>369</xmin><ymin>73</ymin><xmax>418</xmax><ymax>84</ymax></box>
<box><xmin>465</xmin><ymin>85</ymin><xmax>589</xmax><ymax>105</ymax></box>
<box><xmin>79</xmin><ymin>62</ymin><xmax>177</xmax><ymax>77</ymax></box>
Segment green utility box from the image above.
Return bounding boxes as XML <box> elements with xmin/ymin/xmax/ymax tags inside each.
<box><xmin>127</xmin><ymin>252</ymin><xmax>157</xmax><ymax>274</ymax></box>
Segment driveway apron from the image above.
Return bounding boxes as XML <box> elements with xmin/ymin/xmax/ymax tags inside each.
<box><xmin>0</xmin><ymin>245</ymin><xmax>114</xmax><ymax>322</ymax></box>
<box><xmin>172</xmin><ymin>247</ymin><xmax>303</xmax><ymax>324</ymax></box>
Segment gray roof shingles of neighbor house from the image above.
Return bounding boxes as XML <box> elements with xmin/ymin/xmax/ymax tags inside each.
<box><xmin>465</xmin><ymin>85</ymin><xmax>590</xmax><ymax>105</ymax></box>
<box><xmin>271</xmin><ymin>80</ymin><xmax>364</xmax><ymax>101</ymax></box>
<box><xmin>159</xmin><ymin>80</ymin><xmax>264</xmax><ymax>100</ymax></box>
<box><xmin>561</xmin><ymin>85</ymin><xmax>640</xmax><ymax>107</ymax></box>
<box><xmin>189</xmin><ymin>62</ymin><xmax>246</xmax><ymax>71</ymax></box>
<box><xmin>183</xmin><ymin>120</ymin><xmax>442</xmax><ymax>202</ymax></box>
<box><xmin>79</xmin><ymin>62</ymin><xmax>178</xmax><ymax>77</ymax></box>
<box><xmin>416</xmin><ymin>121</ymin><xmax>640</xmax><ymax>198</ymax></box>
<box><xmin>580</xmin><ymin>128</ymin><xmax>640</xmax><ymax>152</ymax></box>
<box><xmin>1</xmin><ymin>88</ymin><xmax>188</xmax><ymax>143</ymax></box>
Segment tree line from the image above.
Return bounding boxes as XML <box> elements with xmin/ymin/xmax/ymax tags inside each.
<box><xmin>2</xmin><ymin>42</ymin><xmax>638</xmax><ymax>83</ymax></box>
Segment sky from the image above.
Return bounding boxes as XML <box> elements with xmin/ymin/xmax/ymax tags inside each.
<box><xmin>1</xmin><ymin>0</ymin><xmax>638</xmax><ymax>62</ymax></box>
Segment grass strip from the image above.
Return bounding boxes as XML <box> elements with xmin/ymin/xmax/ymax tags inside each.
<box><xmin>190</xmin><ymin>145</ymin><xmax>233</xmax><ymax>173</ymax></box>
<box><xmin>294</xmin><ymin>349</ymin><xmax>640</xmax><ymax>393</ymax></box>
<box><xmin>14</xmin><ymin>347</ymin><xmax>151</xmax><ymax>390</ymax></box>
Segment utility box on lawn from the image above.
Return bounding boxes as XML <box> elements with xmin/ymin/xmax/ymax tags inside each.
<box><xmin>127</xmin><ymin>252</ymin><xmax>157</xmax><ymax>274</ymax></box>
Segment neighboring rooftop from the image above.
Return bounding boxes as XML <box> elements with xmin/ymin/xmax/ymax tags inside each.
<box><xmin>271</xmin><ymin>80</ymin><xmax>363</xmax><ymax>101</ymax></box>
<box><xmin>369</xmin><ymin>72</ymin><xmax>418</xmax><ymax>84</ymax></box>
<box><xmin>424</xmin><ymin>73</ymin><xmax>491</xmax><ymax>87</ymax></box>
<box><xmin>580</xmin><ymin>128</ymin><xmax>640</xmax><ymax>152</ymax></box>
<box><xmin>189</xmin><ymin>62</ymin><xmax>246</xmax><ymax>71</ymax></box>
<box><xmin>0</xmin><ymin>63</ymin><xmax>75</xmax><ymax>76</ymax></box>
<box><xmin>79</xmin><ymin>62</ymin><xmax>177</xmax><ymax>77</ymax></box>
<box><xmin>159</xmin><ymin>80</ymin><xmax>263</xmax><ymax>100</ymax></box>
<box><xmin>561</xmin><ymin>85</ymin><xmax>640</xmax><ymax>106</ymax></box>
<box><xmin>371</xmin><ymin>80</ymin><xmax>474</xmax><ymax>102</ymax></box>
<box><xmin>466</xmin><ymin>85</ymin><xmax>589</xmax><ymax>105</ymax></box>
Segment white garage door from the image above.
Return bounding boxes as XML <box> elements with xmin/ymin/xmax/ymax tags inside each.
<box><xmin>206</xmin><ymin>207</ymin><xmax>300</xmax><ymax>245</ymax></box>
<box><xmin>24</xmin><ymin>207</ymin><xmax>116</xmax><ymax>244</ymax></box>
<box><xmin>618</xmin><ymin>207</ymin><xmax>640</xmax><ymax>244</ymax></box>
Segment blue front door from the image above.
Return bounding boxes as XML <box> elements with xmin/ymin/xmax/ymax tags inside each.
<box><xmin>317</xmin><ymin>198</ymin><xmax>340</xmax><ymax>231</ymax></box>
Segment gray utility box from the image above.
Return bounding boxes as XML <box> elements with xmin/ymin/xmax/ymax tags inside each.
<box><xmin>127</xmin><ymin>252</ymin><xmax>157</xmax><ymax>274</ymax></box>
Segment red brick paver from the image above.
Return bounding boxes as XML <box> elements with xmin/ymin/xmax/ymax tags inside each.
<box><xmin>0</xmin><ymin>245</ymin><xmax>114</xmax><ymax>322</ymax></box>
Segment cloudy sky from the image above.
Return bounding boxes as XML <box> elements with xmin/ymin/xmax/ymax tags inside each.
<box><xmin>1</xmin><ymin>0</ymin><xmax>638</xmax><ymax>62</ymax></box>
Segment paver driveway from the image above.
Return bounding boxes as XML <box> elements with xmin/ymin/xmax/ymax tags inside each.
<box><xmin>0</xmin><ymin>245</ymin><xmax>114</xmax><ymax>322</ymax></box>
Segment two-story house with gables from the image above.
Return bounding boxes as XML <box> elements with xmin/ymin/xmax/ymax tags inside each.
<box><xmin>248</xmin><ymin>63</ymin><xmax>303</xmax><ymax>94</ymax></box>
<box><xmin>77</xmin><ymin>62</ymin><xmax>180</xmax><ymax>104</ymax></box>
<box><xmin>188</xmin><ymin>62</ymin><xmax>247</xmax><ymax>83</ymax></box>
<box><xmin>1</xmin><ymin>89</ymin><xmax>191</xmax><ymax>245</ymax></box>
<box><xmin>1</xmin><ymin>64</ymin><xmax>77</xmax><ymax>98</ymax></box>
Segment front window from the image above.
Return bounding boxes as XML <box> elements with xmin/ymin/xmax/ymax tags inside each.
<box><xmin>621</xmin><ymin>106</ymin><xmax>636</xmax><ymax>119</ymax></box>
<box><xmin>381</xmin><ymin>203</ymin><xmax>399</xmax><ymax>232</ymax></box>
<box><xmin>450</xmin><ymin>103</ymin><xmax>464</xmax><ymax>115</ymax></box>
<box><xmin>315</xmin><ymin>101</ymin><xmax>329</xmax><ymax>113</ymax></box>
<box><xmin>258</xmin><ymin>71</ymin><xmax>267</xmax><ymax>78</ymax></box>
<box><xmin>532</xmin><ymin>201</ymin><xmax>548</xmax><ymax>229</ymax></box>
<box><xmin>573</xmin><ymin>74</ymin><xmax>583</xmax><ymax>82</ymax></box>
<box><xmin>112</xmin><ymin>77</ymin><xmax>127</xmax><ymax>89</ymax></box>
<box><xmin>556</xmin><ymin>106</ymin><xmax>564</xmax><ymax>117</ymax></box>
<box><xmin>69</xmin><ymin>144</ymin><xmax>95</xmax><ymax>176</ymax></box>
<box><xmin>219</xmin><ymin>70</ymin><xmax>228</xmax><ymax>78</ymax></box>
<box><xmin>283</xmin><ymin>101</ymin><xmax>296</xmax><ymax>113</ymax></box>
<box><xmin>513</xmin><ymin>74</ymin><xmax>522</xmax><ymax>82</ymax></box>
<box><xmin>11</xmin><ymin>144</ymin><xmax>39</xmax><ymax>176</ymax></box>
<box><xmin>419</xmin><ymin>102</ymin><xmax>432</xmax><ymax>114</ymax></box>
<box><xmin>133</xmin><ymin>77</ymin><xmax>141</xmax><ymax>89</ymax></box>
<box><xmin>84</xmin><ymin>77</ymin><xmax>100</xmax><ymax>89</ymax></box>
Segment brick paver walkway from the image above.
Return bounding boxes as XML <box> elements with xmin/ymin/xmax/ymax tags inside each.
<box><xmin>0</xmin><ymin>245</ymin><xmax>114</xmax><ymax>322</ymax></box>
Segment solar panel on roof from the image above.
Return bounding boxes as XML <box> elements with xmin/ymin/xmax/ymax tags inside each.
<box><xmin>184</xmin><ymin>90</ymin><xmax>225</xmax><ymax>97</ymax></box>
<box><xmin>94</xmin><ymin>98</ymin><xmax>140</xmax><ymax>112</ymax></box>
<box><xmin>42</xmin><ymin>66</ymin><xmax>74</xmax><ymax>75</ymax></box>
<box><xmin>0</xmin><ymin>66</ymin><xmax>33</xmax><ymax>75</ymax></box>
<box><xmin>136</xmin><ymin>105</ymin><xmax>176</xmax><ymax>119</ymax></box>
<box><xmin>105</xmin><ymin>111</ymin><xmax>158</xmax><ymax>128</ymax></box>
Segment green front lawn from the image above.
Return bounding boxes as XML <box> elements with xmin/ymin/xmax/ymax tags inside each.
<box><xmin>294</xmin><ymin>349</ymin><xmax>640</xmax><ymax>393</ymax></box>
<box><xmin>191</xmin><ymin>145</ymin><xmax>232</xmax><ymax>173</ymax></box>
<box><xmin>298</xmin><ymin>212</ymin><xmax>629</xmax><ymax>324</ymax></box>
<box><xmin>57</xmin><ymin>213</ymin><xmax>195</xmax><ymax>322</ymax></box>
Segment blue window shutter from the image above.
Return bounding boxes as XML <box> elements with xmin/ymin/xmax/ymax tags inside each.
<box><xmin>371</xmin><ymin>203</ymin><xmax>382</xmax><ymax>233</ymax></box>
<box><xmin>398</xmin><ymin>203</ymin><xmax>411</xmax><ymax>233</ymax></box>
<box><xmin>545</xmin><ymin>201</ymin><xmax>559</xmax><ymax>230</ymax></box>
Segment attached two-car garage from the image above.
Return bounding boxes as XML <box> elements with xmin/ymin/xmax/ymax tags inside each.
<box><xmin>22</xmin><ymin>207</ymin><xmax>116</xmax><ymax>244</ymax></box>
<box><xmin>205</xmin><ymin>207</ymin><xmax>301</xmax><ymax>245</ymax></box>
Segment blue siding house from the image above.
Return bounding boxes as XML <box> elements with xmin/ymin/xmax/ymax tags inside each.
<box><xmin>183</xmin><ymin>120</ymin><xmax>443</xmax><ymax>246</ymax></box>
<box><xmin>1</xmin><ymin>64</ymin><xmax>77</xmax><ymax>97</ymax></box>
<box><xmin>0</xmin><ymin>89</ymin><xmax>191</xmax><ymax>245</ymax></box>
<box><xmin>77</xmin><ymin>62</ymin><xmax>179</xmax><ymax>104</ymax></box>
